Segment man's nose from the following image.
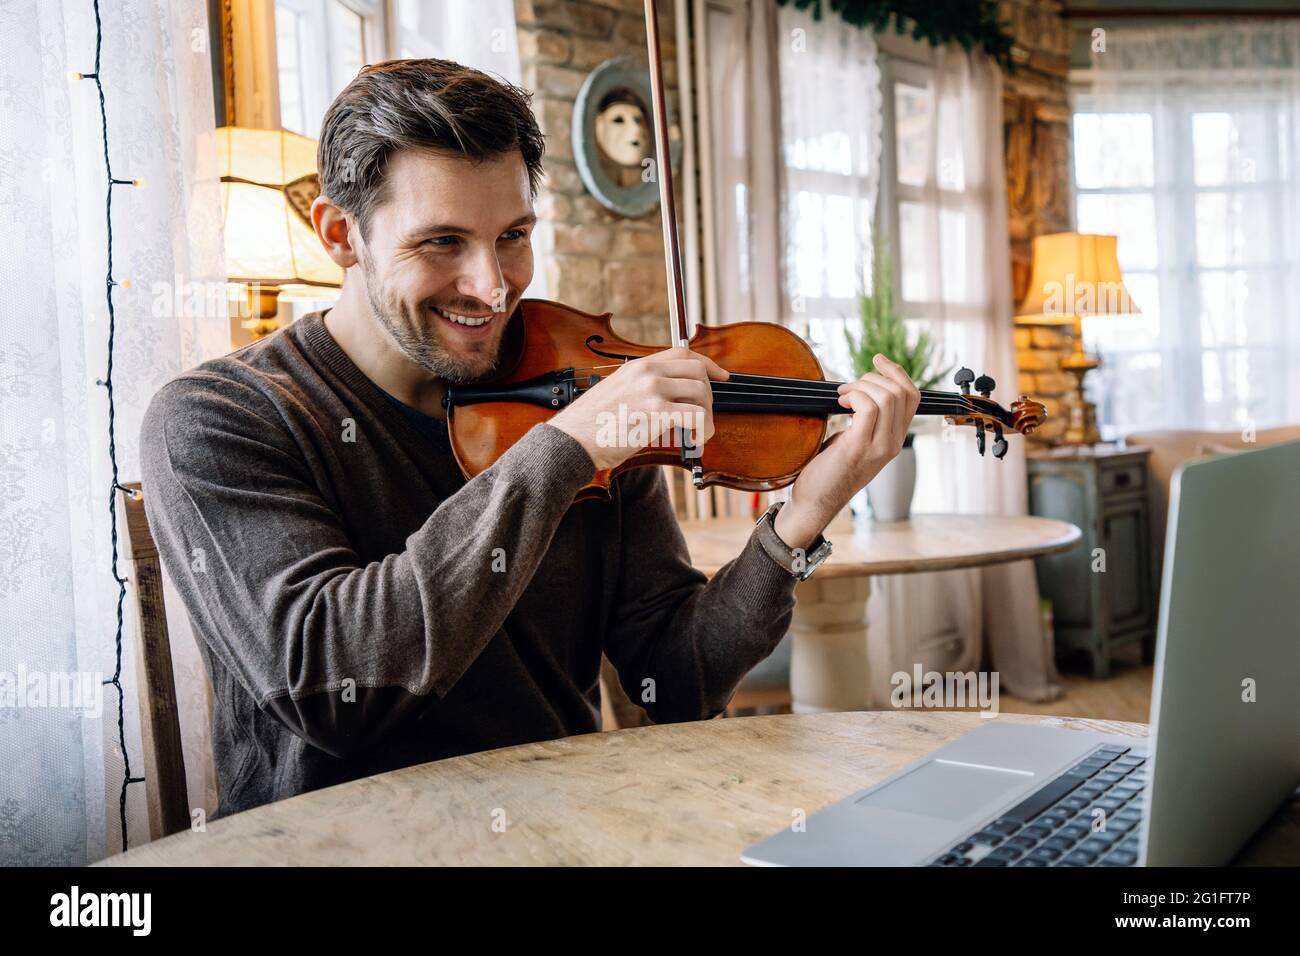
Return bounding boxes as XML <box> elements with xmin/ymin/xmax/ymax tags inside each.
<box><xmin>457</xmin><ymin>244</ymin><xmax>507</xmax><ymax>312</ymax></box>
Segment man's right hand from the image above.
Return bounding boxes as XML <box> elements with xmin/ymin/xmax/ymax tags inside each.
<box><xmin>548</xmin><ymin>347</ymin><xmax>730</xmax><ymax>471</ymax></box>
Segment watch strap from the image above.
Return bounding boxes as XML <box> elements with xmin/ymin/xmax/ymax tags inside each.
<box><xmin>754</xmin><ymin>502</ymin><xmax>832</xmax><ymax>580</ymax></box>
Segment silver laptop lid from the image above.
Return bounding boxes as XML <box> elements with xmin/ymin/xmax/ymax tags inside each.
<box><xmin>1142</xmin><ymin>439</ymin><xmax>1300</xmax><ymax>866</ymax></box>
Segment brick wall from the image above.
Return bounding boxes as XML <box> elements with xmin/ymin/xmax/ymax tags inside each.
<box><xmin>999</xmin><ymin>0</ymin><xmax>1075</xmax><ymax>444</ymax></box>
<box><xmin>516</xmin><ymin>0</ymin><xmax>679</xmax><ymax>347</ymax></box>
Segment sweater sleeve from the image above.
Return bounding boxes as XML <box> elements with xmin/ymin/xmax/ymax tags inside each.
<box><xmin>140</xmin><ymin>374</ymin><xmax>595</xmax><ymax>760</ymax></box>
<box><xmin>602</xmin><ymin>467</ymin><xmax>798</xmax><ymax>723</ymax></box>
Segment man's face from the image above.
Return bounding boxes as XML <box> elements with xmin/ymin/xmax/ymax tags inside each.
<box><xmin>354</xmin><ymin>148</ymin><xmax>535</xmax><ymax>383</ymax></box>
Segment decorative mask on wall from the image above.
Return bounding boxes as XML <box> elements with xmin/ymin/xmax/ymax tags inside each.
<box><xmin>573</xmin><ymin>55</ymin><xmax>680</xmax><ymax>218</ymax></box>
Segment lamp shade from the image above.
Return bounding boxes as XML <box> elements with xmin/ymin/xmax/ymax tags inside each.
<box><xmin>1016</xmin><ymin>232</ymin><xmax>1138</xmax><ymax>324</ymax></box>
<box><xmin>217</xmin><ymin>126</ymin><xmax>342</xmax><ymax>293</ymax></box>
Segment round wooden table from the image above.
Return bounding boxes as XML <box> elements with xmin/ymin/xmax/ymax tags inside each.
<box><xmin>101</xmin><ymin>712</ymin><xmax>1297</xmax><ymax>866</ymax></box>
<box><xmin>679</xmin><ymin>514</ymin><xmax>1082</xmax><ymax>712</ymax></box>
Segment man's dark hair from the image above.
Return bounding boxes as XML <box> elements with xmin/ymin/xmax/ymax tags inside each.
<box><xmin>317</xmin><ymin>58</ymin><xmax>546</xmax><ymax>238</ymax></box>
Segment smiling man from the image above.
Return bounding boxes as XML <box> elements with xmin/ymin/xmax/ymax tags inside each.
<box><xmin>141</xmin><ymin>59</ymin><xmax>919</xmax><ymax>817</ymax></box>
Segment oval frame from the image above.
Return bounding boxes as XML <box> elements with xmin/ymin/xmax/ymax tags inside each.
<box><xmin>572</xmin><ymin>55</ymin><xmax>678</xmax><ymax>218</ymax></box>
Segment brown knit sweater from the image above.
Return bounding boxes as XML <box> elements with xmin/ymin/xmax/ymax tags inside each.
<box><xmin>140</xmin><ymin>311</ymin><xmax>797</xmax><ymax>816</ymax></box>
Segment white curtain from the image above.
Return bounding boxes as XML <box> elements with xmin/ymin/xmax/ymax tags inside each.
<box><xmin>777</xmin><ymin>4</ymin><xmax>883</xmax><ymax>341</ymax></box>
<box><xmin>702</xmin><ymin>0</ymin><xmax>786</xmax><ymax>326</ymax></box>
<box><xmin>703</xmin><ymin>7</ymin><xmax>1056</xmax><ymax>701</ymax></box>
<box><xmin>869</xmin><ymin>46</ymin><xmax>1057</xmax><ymax>703</ymax></box>
<box><xmin>700</xmin><ymin>7</ymin><xmax>1055</xmax><ymax>701</ymax></box>
<box><xmin>705</xmin><ymin>2</ymin><xmax>882</xmax><ymax>329</ymax></box>
<box><xmin>393</xmin><ymin>0</ymin><xmax>523</xmax><ymax>84</ymax></box>
<box><xmin>0</xmin><ymin>0</ymin><xmax>228</xmax><ymax>864</ymax></box>
<box><xmin>1073</xmin><ymin>21</ymin><xmax>1300</xmax><ymax>434</ymax></box>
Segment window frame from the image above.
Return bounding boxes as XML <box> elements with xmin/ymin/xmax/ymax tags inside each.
<box><xmin>273</xmin><ymin>0</ymin><xmax>385</xmax><ymax>137</ymax></box>
<box><xmin>1070</xmin><ymin>81</ymin><xmax>1294</xmax><ymax>433</ymax></box>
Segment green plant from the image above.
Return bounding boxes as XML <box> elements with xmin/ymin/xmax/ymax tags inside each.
<box><xmin>845</xmin><ymin>239</ymin><xmax>951</xmax><ymax>393</ymax></box>
<box><xmin>776</xmin><ymin>0</ymin><xmax>1017</xmax><ymax>73</ymax></box>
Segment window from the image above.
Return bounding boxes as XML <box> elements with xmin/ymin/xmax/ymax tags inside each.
<box><xmin>800</xmin><ymin>53</ymin><xmax>981</xmax><ymax>388</ymax></box>
<box><xmin>882</xmin><ymin>57</ymin><xmax>981</xmax><ymax>325</ymax></box>
<box><xmin>274</xmin><ymin>0</ymin><xmax>376</xmax><ymax>138</ymax></box>
<box><xmin>780</xmin><ymin>37</ymin><xmax>885</xmax><ymax>382</ymax></box>
<box><xmin>1072</xmin><ymin>92</ymin><xmax>1298</xmax><ymax>435</ymax></box>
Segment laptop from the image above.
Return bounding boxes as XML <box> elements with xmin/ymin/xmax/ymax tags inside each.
<box><xmin>742</xmin><ymin>439</ymin><xmax>1300</xmax><ymax>867</ymax></box>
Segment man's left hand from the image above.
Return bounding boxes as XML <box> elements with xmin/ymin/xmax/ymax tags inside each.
<box><xmin>773</xmin><ymin>353</ymin><xmax>921</xmax><ymax>550</ymax></box>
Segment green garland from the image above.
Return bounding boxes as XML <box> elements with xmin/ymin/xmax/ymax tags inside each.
<box><xmin>776</xmin><ymin>0</ymin><xmax>1017</xmax><ymax>72</ymax></box>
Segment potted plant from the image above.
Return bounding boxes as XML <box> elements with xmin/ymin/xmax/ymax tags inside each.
<box><xmin>844</xmin><ymin>239</ymin><xmax>950</xmax><ymax>521</ymax></box>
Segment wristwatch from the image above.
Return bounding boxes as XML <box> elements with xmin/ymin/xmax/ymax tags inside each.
<box><xmin>753</xmin><ymin>501</ymin><xmax>832</xmax><ymax>581</ymax></box>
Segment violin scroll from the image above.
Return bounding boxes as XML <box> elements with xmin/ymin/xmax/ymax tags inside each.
<box><xmin>939</xmin><ymin>367</ymin><xmax>1048</xmax><ymax>455</ymax></box>
<box><xmin>1011</xmin><ymin>396</ymin><xmax>1047</xmax><ymax>435</ymax></box>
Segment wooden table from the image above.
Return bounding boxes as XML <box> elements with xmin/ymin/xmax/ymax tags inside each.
<box><xmin>101</xmin><ymin>712</ymin><xmax>1298</xmax><ymax>866</ymax></box>
<box><xmin>679</xmin><ymin>514</ymin><xmax>1082</xmax><ymax>712</ymax></box>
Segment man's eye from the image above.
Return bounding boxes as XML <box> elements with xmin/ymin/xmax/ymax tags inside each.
<box><xmin>501</xmin><ymin>229</ymin><xmax>527</xmax><ymax>241</ymax></box>
<box><xmin>425</xmin><ymin>236</ymin><xmax>459</xmax><ymax>248</ymax></box>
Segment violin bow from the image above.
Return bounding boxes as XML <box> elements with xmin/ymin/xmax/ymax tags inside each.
<box><xmin>644</xmin><ymin>0</ymin><xmax>689</xmax><ymax>349</ymax></box>
<box><xmin>644</xmin><ymin>0</ymin><xmax>706</xmax><ymax>483</ymax></box>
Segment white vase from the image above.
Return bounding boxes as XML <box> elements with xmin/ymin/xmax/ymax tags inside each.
<box><xmin>867</xmin><ymin>440</ymin><xmax>917</xmax><ymax>522</ymax></box>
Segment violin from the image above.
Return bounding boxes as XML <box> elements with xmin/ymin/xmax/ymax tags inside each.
<box><xmin>445</xmin><ymin>0</ymin><xmax>1045</xmax><ymax>503</ymax></box>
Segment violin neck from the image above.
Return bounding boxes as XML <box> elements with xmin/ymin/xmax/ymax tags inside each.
<box><xmin>709</xmin><ymin>372</ymin><xmax>973</xmax><ymax>418</ymax></box>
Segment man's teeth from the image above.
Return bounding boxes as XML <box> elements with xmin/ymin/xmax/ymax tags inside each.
<box><xmin>436</xmin><ymin>307</ymin><xmax>493</xmax><ymax>327</ymax></box>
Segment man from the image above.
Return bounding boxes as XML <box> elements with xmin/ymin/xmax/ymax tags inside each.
<box><xmin>142</xmin><ymin>59</ymin><xmax>918</xmax><ymax>817</ymax></box>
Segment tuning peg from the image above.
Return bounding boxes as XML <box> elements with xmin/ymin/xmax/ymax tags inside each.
<box><xmin>992</xmin><ymin>423</ymin><xmax>1008</xmax><ymax>460</ymax></box>
<box><xmin>954</xmin><ymin>367</ymin><xmax>975</xmax><ymax>395</ymax></box>
<box><xmin>974</xmin><ymin>374</ymin><xmax>996</xmax><ymax>398</ymax></box>
<box><xmin>975</xmin><ymin>421</ymin><xmax>986</xmax><ymax>456</ymax></box>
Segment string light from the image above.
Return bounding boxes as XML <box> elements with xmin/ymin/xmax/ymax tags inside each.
<box><xmin>73</xmin><ymin>0</ymin><xmax>144</xmax><ymax>854</ymax></box>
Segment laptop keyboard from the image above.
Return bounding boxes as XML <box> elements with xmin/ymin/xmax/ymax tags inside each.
<box><xmin>927</xmin><ymin>744</ymin><xmax>1150</xmax><ymax>867</ymax></box>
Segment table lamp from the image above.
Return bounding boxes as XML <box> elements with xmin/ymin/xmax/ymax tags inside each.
<box><xmin>1015</xmin><ymin>232</ymin><xmax>1138</xmax><ymax>445</ymax></box>
<box><xmin>218</xmin><ymin>127</ymin><xmax>342</xmax><ymax>338</ymax></box>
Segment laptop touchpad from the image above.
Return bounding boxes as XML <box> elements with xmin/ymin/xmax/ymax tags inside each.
<box><xmin>855</xmin><ymin>759</ymin><xmax>1030</xmax><ymax>820</ymax></box>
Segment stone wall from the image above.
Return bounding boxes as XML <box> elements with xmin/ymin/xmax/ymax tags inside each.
<box><xmin>999</xmin><ymin>0</ymin><xmax>1075</xmax><ymax>443</ymax></box>
<box><xmin>515</xmin><ymin>0</ymin><xmax>678</xmax><ymax>347</ymax></box>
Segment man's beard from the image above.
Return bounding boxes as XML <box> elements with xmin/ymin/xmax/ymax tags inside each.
<box><xmin>360</xmin><ymin>251</ymin><xmax>506</xmax><ymax>385</ymax></box>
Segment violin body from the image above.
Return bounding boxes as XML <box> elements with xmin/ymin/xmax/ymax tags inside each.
<box><xmin>446</xmin><ymin>299</ymin><xmax>830</xmax><ymax>502</ymax></box>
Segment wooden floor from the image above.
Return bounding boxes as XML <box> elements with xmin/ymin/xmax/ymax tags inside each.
<box><xmin>999</xmin><ymin>661</ymin><xmax>1154</xmax><ymax>725</ymax></box>
<box><xmin>720</xmin><ymin>659</ymin><xmax>1156</xmax><ymax>725</ymax></box>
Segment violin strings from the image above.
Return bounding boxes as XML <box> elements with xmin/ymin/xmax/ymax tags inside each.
<box><xmin>710</xmin><ymin>387</ymin><xmax>977</xmax><ymax>409</ymax></box>
<box><xmin>559</xmin><ymin>367</ymin><xmax>979</xmax><ymax>400</ymax></box>
<box><xmin>711</xmin><ymin>380</ymin><xmax>979</xmax><ymax>407</ymax></box>
<box><xmin>552</xmin><ymin>369</ymin><xmax>1020</xmax><ymax>423</ymax></box>
<box><xmin>568</xmin><ymin>382</ymin><xmax>982</xmax><ymax>415</ymax></box>
<box><xmin>555</xmin><ymin>361</ymin><xmax>1013</xmax><ymax>420</ymax></box>
<box><xmin>563</xmin><ymin>376</ymin><xmax>983</xmax><ymax>413</ymax></box>
<box><xmin>562</xmin><ymin>373</ymin><xmax>978</xmax><ymax>407</ymax></box>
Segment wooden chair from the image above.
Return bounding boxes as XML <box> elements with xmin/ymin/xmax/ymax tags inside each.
<box><xmin>118</xmin><ymin>481</ymin><xmax>191</xmax><ymax>840</ymax></box>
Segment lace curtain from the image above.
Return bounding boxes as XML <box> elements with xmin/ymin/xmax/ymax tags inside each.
<box><xmin>0</xmin><ymin>0</ymin><xmax>228</xmax><ymax>864</ymax></box>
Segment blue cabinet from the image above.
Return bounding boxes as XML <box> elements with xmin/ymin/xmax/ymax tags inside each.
<box><xmin>1027</xmin><ymin>446</ymin><xmax>1155</xmax><ymax>678</ymax></box>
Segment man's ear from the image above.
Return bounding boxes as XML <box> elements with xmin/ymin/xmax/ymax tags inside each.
<box><xmin>311</xmin><ymin>194</ymin><xmax>360</xmax><ymax>269</ymax></box>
